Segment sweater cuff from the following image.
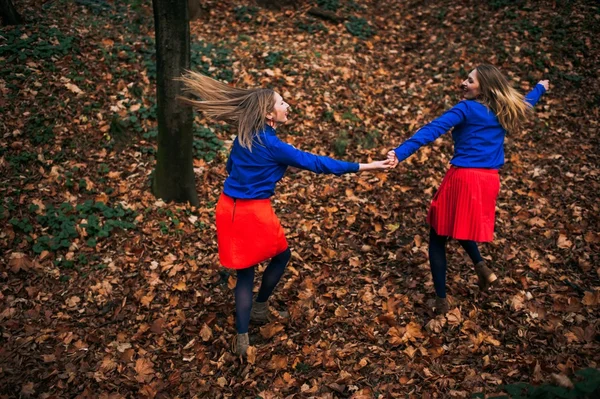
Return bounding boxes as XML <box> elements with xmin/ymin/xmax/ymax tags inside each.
<box><xmin>394</xmin><ymin>147</ymin><xmax>405</xmax><ymax>162</ymax></box>
<box><xmin>536</xmin><ymin>83</ymin><xmax>547</xmax><ymax>94</ymax></box>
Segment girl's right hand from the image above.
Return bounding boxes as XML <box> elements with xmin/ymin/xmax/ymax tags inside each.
<box><xmin>359</xmin><ymin>159</ymin><xmax>396</xmax><ymax>171</ymax></box>
<box><xmin>538</xmin><ymin>80</ymin><xmax>549</xmax><ymax>90</ymax></box>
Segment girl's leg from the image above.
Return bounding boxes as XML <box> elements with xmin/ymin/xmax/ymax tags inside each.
<box><xmin>235</xmin><ymin>266</ymin><xmax>255</xmax><ymax>334</ymax></box>
<box><xmin>457</xmin><ymin>239</ymin><xmax>483</xmax><ymax>265</ymax></box>
<box><xmin>256</xmin><ymin>248</ymin><xmax>291</xmax><ymax>303</ymax></box>
<box><xmin>458</xmin><ymin>240</ymin><xmax>497</xmax><ymax>291</ymax></box>
<box><xmin>429</xmin><ymin>227</ymin><xmax>448</xmax><ymax>298</ymax></box>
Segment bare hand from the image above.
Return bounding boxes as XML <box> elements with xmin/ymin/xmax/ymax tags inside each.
<box><xmin>538</xmin><ymin>80</ymin><xmax>549</xmax><ymax>91</ymax></box>
<box><xmin>387</xmin><ymin>150</ymin><xmax>398</xmax><ymax>167</ymax></box>
<box><xmin>358</xmin><ymin>159</ymin><xmax>397</xmax><ymax>171</ymax></box>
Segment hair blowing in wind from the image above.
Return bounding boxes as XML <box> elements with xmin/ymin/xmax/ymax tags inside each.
<box><xmin>475</xmin><ymin>64</ymin><xmax>532</xmax><ymax>134</ymax></box>
<box><xmin>178</xmin><ymin>71</ymin><xmax>275</xmax><ymax>150</ymax></box>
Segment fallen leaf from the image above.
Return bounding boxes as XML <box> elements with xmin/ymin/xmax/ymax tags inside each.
<box><xmin>134</xmin><ymin>358</ymin><xmax>155</xmax><ymax>383</ymax></box>
<box><xmin>199</xmin><ymin>324</ymin><xmax>212</xmax><ymax>342</ymax></box>
<box><xmin>260</xmin><ymin>323</ymin><xmax>284</xmax><ymax>339</ymax></box>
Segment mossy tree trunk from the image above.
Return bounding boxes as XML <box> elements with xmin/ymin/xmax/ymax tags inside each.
<box><xmin>0</xmin><ymin>0</ymin><xmax>23</xmax><ymax>26</ymax></box>
<box><xmin>151</xmin><ymin>0</ymin><xmax>199</xmax><ymax>206</ymax></box>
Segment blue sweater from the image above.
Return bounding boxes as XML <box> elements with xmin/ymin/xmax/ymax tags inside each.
<box><xmin>393</xmin><ymin>84</ymin><xmax>547</xmax><ymax>169</ymax></box>
<box><xmin>223</xmin><ymin>125</ymin><xmax>360</xmax><ymax>199</ymax></box>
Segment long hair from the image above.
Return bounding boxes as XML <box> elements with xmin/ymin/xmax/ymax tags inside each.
<box><xmin>475</xmin><ymin>64</ymin><xmax>531</xmax><ymax>134</ymax></box>
<box><xmin>178</xmin><ymin>71</ymin><xmax>275</xmax><ymax>150</ymax></box>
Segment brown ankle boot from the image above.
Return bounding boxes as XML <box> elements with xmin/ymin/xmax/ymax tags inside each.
<box><xmin>434</xmin><ymin>297</ymin><xmax>449</xmax><ymax>315</ymax></box>
<box><xmin>475</xmin><ymin>261</ymin><xmax>497</xmax><ymax>292</ymax></box>
<box><xmin>232</xmin><ymin>333</ymin><xmax>249</xmax><ymax>357</ymax></box>
<box><xmin>250</xmin><ymin>300</ymin><xmax>271</xmax><ymax>324</ymax></box>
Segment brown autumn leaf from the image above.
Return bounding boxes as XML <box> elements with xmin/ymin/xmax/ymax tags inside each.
<box><xmin>199</xmin><ymin>324</ymin><xmax>212</xmax><ymax>342</ymax></box>
<box><xmin>172</xmin><ymin>279</ymin><xmax>187</xmax><ymax>291</ymax></box>
<box><xmin>66</xmin><ymin>296</ymin><xmax>80</xmax><ymax>308</ymax></box>
<box><xmin>9</xmin><ymin>252</ymin><xmax>32</xmax><ymax>273</ymax></box>
<box><xmin>134</xmin><ymin>358</ymin><xmax>155</xmax><ymax>383</ymax></box>
<box><xmin>557</xmin><ymin>234</ymin><xmax>572</xmax><ymax>249</ymax></box>
<box><xmin>65</xmin><ymin>82</ymin><xmax>83</xmax><ymax>94</ymax></box>
<box><xmin>403</xmin><ymin>322</ymin><xmax>425</xmax><ymax>342</ymax></box>
<box><xmin>404</xmin><ymin>346</ymin><xmax>417</xmax><ymax>358</ymax></box>
<box><xmin>246</xmin><ymin>346</ymin><xmax>257</xmax><ymax>364</ymax></box>
<box><xmin>268</xmin><ymin>354</ymin><xmax>288</xmax><ymax>370</ymax></box>
<box><xmin>446</xmin><ymin>308</ymin><xmax>462</xmax><ymax>325</ymax></box>
<box><xmin>335</xmin><ymin>305</ymin><xmax>349</xmax><ymax>317</ymax></box>
<box><xmin>260</xmin><ymin>323</ymin><xmax>284</xmax><ymax>339</ymax></box>
<box><xmin>582</xmin><ymin>291</ymin><xmax>599</xmax><ymax>307</ymax></box>
<box><xmin>100</xmin><ymin>356</ymin><xmax>117</xmax><ymax>373</ymax></box>
<box><xmin>20</xmin><ymin>382</ymin><xmax>35</xmax><ymax>397</ymax></box>
<box><xmin>426</xmin><ymin>316</ymin><xmax>447</xmax><ymax>333</ymax></box>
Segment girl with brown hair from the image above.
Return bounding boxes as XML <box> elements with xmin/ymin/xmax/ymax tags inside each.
<box><xmin>180</xmin><ymin>71</ymin><xmax>395</xmax><ymax>356</ymax></box>
<box><xmin>387</xmin><ymin>65</ymin><xmax>549</xmax><ymax>314</ymax></box>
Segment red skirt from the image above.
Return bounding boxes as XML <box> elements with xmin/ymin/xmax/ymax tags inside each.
<box><xmin>427</xmin><ymin>166</ymin><xmax>500</xmax><ymax>242</ymax></box>
<box><xmin>216</xmin><ymin>193</ymin><xmax>288</xmax><ymax>270</ymax></box>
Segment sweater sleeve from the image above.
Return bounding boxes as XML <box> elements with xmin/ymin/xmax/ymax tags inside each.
<box><xmin>268</xmin><ymin>136</ymin><xmax>359</xmax><ymax>176</ymax></box>
<box><xmin>524</xmin><ymin>83</ymin><xmax>547</xmax><ymax>107</ymax></box>
<box><xmin>394</xmin><ymin>102</ymin><xmax>468</xmax><ymax>162</ymax></box>
<box><xmin>225</xmin><ymin>153</ymin><xmax>233</xmax><ymax>174</ymax></box>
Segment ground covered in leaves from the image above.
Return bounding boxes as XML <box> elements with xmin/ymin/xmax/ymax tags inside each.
<box><xmin>1</xmin><ymin>0</ymin><xmax>599</xmax><ymax>397</ymax></box>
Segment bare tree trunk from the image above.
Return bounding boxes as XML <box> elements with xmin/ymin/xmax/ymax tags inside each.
<box><xmin>0</xmin><ymin>0</ymin><xmax>23</xmax><ymax>26</ymax></box>
<box><xmin>151</xmin><ymin>0</ymin><xmax>199</xmax><ymax>206</ymax></box>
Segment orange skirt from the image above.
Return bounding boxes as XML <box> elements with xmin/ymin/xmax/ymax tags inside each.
<box><xmin>427</xmin><ymin>166</ymin><xmax>500</xmax><ymax>242</ymax></box>
<box><xmin>216</xmin><ymin>193</ymin><xmax>288</xmax><ymax>270</ymax></box>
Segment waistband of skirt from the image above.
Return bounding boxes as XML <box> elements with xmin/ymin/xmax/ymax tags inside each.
<box><xmin>450</xmin><ymin>165</ymin><xmax>499</xmax><ymax>175</ymax></box>
<box><xmin>220</xmin><ymin>192</ymin><xmax>271</xmax><ymax>203</ymax></box>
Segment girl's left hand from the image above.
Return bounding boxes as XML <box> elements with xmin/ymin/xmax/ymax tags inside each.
<box><xmin>538</xmin><ymin>80</ymin><xmax>550</xmax><ymax>90</ymax></box>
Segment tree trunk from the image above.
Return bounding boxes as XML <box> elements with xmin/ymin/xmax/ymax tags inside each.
<box><xmin>151</xmin><ymin>0</ymin><xmax>199</xmax><ymax>206</ymax></box>
<box><xmin>0</xmin><ymin>0</ymin><xmax>23</xmax><ymax>26</ymax></box>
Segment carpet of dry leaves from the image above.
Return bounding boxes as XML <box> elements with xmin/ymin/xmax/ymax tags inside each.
<box><xmin>1</xmin><ymin>0</ymin><xmax>599</xmax><ymax>398</ymax></box>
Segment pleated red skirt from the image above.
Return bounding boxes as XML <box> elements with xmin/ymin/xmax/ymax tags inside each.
<box><xmin>427</xmin><ymin>166</ymin><xmax>500</xmax><ymax>242</ymax></box>
<box><xmin>216</xmin><ymin>193</ymin><xmax>288</xmax><ymax>270</ymax></box>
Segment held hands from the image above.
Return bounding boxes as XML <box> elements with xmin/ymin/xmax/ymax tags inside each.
<box><xmin>358</xmin><ymin>158</ymin><xmax>397</xmax><ymax>171</ymax></box>
<box><xmin>538</xmin><ymin>80</ymin><xmax>550</xmax><ymax>91</ymax></box>
<box><xmin>387</xmin><ymin>150</ymin><xmax>399</xmax><ymax>166</ymax></box>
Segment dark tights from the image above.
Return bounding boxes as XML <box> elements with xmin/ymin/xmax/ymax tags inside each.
<box><xmin>235</xmin><ymin>248</ymin><xmax>291</xmax><ymax>333</ymax></box>
<box><xmin>429</xmin><ymin>228</ymin><xmax>483</xmax><ymax>298</ymax></box>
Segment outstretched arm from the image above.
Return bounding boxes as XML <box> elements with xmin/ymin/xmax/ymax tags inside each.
<box><xmin>268</xmin><ymin>136</ymin><xmax>360</xmax><ymax>175</ymax></box>
<box><xmin>525</xmin><ymin>80</ymin><xmax>549</xmax><ymax>107</ymax></box>
<box><xmin>389</xmin><ymin>102</ymin><xmax>468</xmax><ymax>164</ymax></box>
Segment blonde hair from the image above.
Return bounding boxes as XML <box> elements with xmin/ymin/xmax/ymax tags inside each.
<box><xmin>178</xmin><ymin>71</ymin><xmax>275</xmax><ymax>150</ymax></box>
<box><xmin>475</xmin><ymin>64</ymin><xmax>532</xmax><ymax>134</ymax></box>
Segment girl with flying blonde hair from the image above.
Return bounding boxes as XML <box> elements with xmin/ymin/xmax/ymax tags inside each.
<box><xmin>180</xmin><ymin>71</ymin><xmax>395</xmax><ymax>356</ymax></box>
<box><xmin>387</xmin><ymin>65</ymin><xmax>549</xmax><ymax>314</ymax></box>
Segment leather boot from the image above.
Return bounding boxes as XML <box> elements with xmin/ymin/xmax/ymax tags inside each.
<box><xmin>232</xmin><ymin>333</ymin><xmax>249</xmax><ymax>357</ymax></box>
<box><xmin>475</xmin><ymin>261</ymin><xmax>497</xmax><ymax>292</ymax></box>
<box><xmin>434</xmin><ymin>297</ymin><xmax>449</xmax><ymax>315</ymax></box>
<box><xmin>250</xmin><ymin>300</ymin><xmax>271</xmax><ymax>324</ymax></box>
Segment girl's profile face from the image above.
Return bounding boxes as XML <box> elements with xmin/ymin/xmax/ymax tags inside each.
<box><xmin>461</xmin><ymin>69</ymin><xmax>481</xmax><ymax>100</ymax></box>
<box><xmin>267</xmin><ymin>92</ymin><xmax>290</xmax><ymax>126</ymax></box>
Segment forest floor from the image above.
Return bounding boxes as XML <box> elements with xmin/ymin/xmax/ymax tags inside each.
<box><xmin>1</xmin><ymin>0</ymin><xmax>599</xmax><ymax>398</ymax></box>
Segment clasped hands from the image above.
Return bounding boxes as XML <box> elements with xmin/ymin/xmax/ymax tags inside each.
<box><xmin>363</xmin><ymin>150</ymin><xmax>399</xmax><ymax>171</ymax></box>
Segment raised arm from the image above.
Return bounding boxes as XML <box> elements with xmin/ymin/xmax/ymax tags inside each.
<box><xmin>525</xmin><ymin>80</ymin><xmax>549</xmax><ymax>107</ymax></box>
<box><xmin>391</xmin><ymin>102</ymin><xmax>468</xmax><ymax>163</ymax></box>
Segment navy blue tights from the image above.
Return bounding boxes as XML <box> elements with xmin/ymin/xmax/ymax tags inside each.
<box><xmin>429</xmin><ymin>228</ymin><xmax>483</xmax><ymax>298</ymax></box>
<box><xmin>235</xmin><ymin>248</ymin><xmax>291</xmax><ymax>333</ymax></box>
